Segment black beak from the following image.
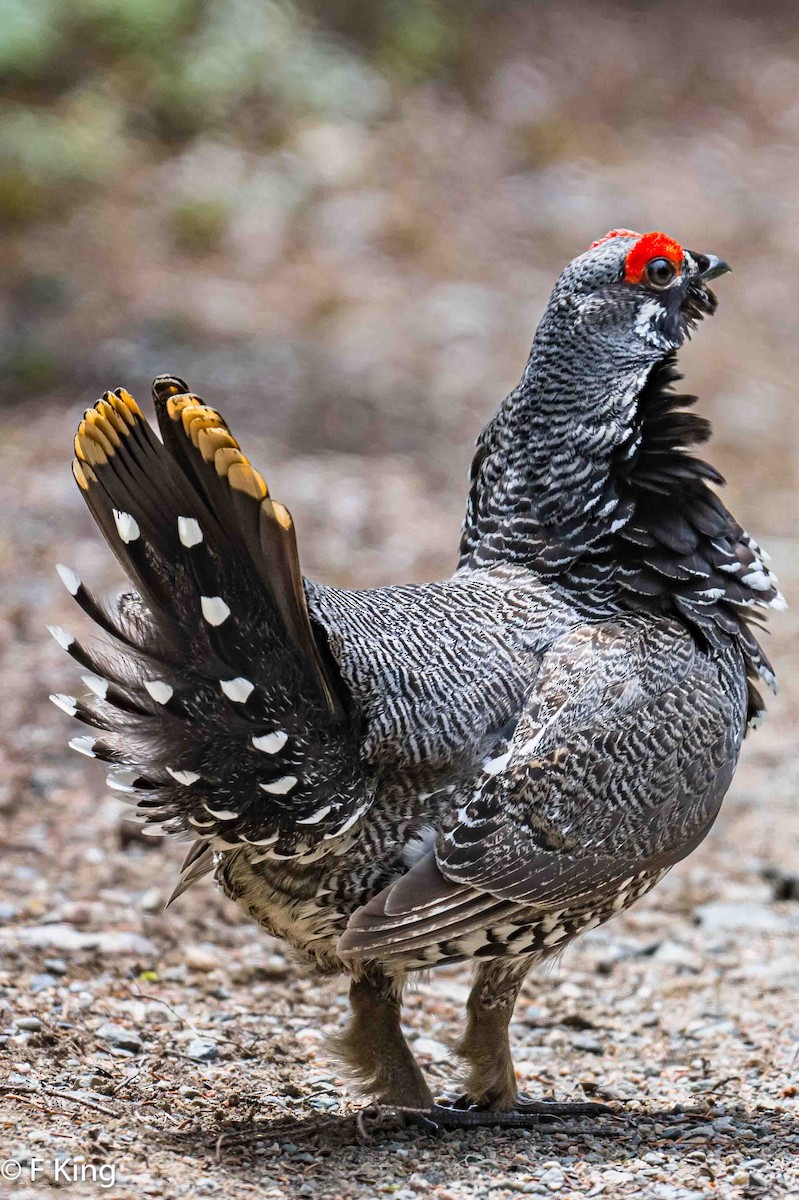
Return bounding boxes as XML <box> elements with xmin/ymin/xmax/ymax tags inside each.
<box><xmin>688</xmin><ymin>251</ymin><xmax>731</xmax><ymax>282</ymax></box>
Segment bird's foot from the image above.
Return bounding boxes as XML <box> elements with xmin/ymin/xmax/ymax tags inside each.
<box><xmin>416</xmin><ymin>1089</ymin><xmax>616</xmax><ymax>1129</ymax></box>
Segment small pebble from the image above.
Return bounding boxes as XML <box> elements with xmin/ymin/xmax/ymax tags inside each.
<box><xmin>139</xmin><ymin>888</ymin><xmax>163</xmax><ymax>913</ymax></box>
<box><xmin>184</xmin><ymin>945</ymin><xmax>219</xmax><ymax>972</ymax></box>
<box><xmin>96</xmin><ymin>1022</ymin><xmax>142</xmax><ymax>1053</ymax></box>
<box><xmin>29</xmin><ymin>973</ymin><xmax>58</xmax><ymax>993</ymax></box>
<box><xmin>185</xmin><ymin>1037</ymin><xmax>218</xmax><ymax>1062</ymax></box>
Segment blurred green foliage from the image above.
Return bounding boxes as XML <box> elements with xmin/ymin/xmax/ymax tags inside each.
<box><xmin>169</xmin><ymin>198</ymin><xmax>231</xmax><ymax>255</ymax></box>
<box><xmin>0</xmin><ymin>0</ymin><xmax>409</xmax><ymax>227</ymax></box>
<box><xmin>0</xmin><ymin>0</ymin><xmax>495</xmax><ymax>230</ymax></box>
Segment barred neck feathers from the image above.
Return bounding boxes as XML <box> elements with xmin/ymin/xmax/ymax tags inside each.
<box><xmin>459</xmin><ymin>354</ymin><xmax>783</xmax><ymax>706</ymax></box>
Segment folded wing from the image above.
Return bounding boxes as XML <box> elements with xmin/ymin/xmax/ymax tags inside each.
<box><xmin>338</xmin><ymin>618</ymin><xmax>745</xmax><ymax>962</ymax></box>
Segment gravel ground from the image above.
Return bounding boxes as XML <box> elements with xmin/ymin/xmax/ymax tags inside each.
<box><xmin>0</xmin><ymin>403</ymin><xmax>798</xmax><ymax>1200</ymax></box>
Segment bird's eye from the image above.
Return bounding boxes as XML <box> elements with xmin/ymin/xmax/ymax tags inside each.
<box><xmin>645</xmin><ymin>257</ymin><xmax>677</xmax><ymax>288</ymax></box>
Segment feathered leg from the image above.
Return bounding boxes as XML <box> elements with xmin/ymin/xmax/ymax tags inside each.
<box><xmin>330</xmin><ymin>968</ymin><xmax>433</xmax><ymax>1109</ymax></box>
<box><xmin>430</xmin><ymin>957</ymin><xmax>611</xmax><ymax>1127</ymax></box>
<box><xmin>456</xmin><ymin>956</ymin><xmax>532</xmax><ymax>1109</ymax></box>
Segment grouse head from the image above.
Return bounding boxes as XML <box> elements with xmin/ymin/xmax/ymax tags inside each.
<box><xmin>536</xmin><ymin>228</ymin><xmax>730</xmax><ymax>367</ymax></box>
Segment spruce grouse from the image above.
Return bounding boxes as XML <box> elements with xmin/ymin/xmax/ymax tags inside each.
<box><xmin>50</xmin><ymin>230</ymin><xmax>783</xmax><ymax>1126</ymax></box>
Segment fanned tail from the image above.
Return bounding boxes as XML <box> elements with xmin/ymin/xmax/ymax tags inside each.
<box><xmin>52</xmin><ymin>377</ymin><xmax>371</xmax><ymax>877</ymax></box>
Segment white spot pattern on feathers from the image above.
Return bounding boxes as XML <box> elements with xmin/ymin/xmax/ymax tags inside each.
<box><xmin>166</xmin><ymin>767</ymin><xmax>201</xmax><ymax>785</ymax></box>
<box><xmin>402</xmin><ymin>824</ymin><xmax>437</xmax><ymax>867</ymax></box>
<box><xmin>220</xmin><ymin>677</ymin><xmax>254</xmax><ymax>703</ymax></box>
<box><xmin>82</xmin><ymin>673</ymin><xmax>109</xmax><ymax>700</ymax></box>
<box><xmin>106</xmin><ymin>769</ymin><xmax>141</xmax><ymax>793</ymax></box>
<box><xmin>47</xmin><ymin>624</ymin><xmax>74</xmax><ymax>650</ymax></box>
<box><xmin>325</xmin><ymin>800</ymin><xmax>370</xmax><ymax>839</ymax></box>
<box><xmin>112</xmin><ymin>509</ymin><xmax>140</xmax><ymax>544</ymax></box>
<box><xmin>296</xmin><ymin>805</ymin><xmax>332</xmax><ymax>825</ymax></box>
<box><xmin>259</xmin><ymin>776</ymin><xmax>298</xmax><ymax>796</ymax></box>
<box><xmin>68</xmin><ymin>735</ymin><xmax>96</xmax><ymax>757</ymax></box>
<box><xmin>49</xmin><ymin>693</ymin><xmax>77</xmax><ymax>717</ymax></box>
<box><xmin>252</xmin><ymin>731</ymin><xmax>288</xmax><ymax>754</ymax></box>
<box><xmin>141</xmin><ymin>823</ymin><xmax>169</xmax><ymax>838</ymax></box>
<box><xmin>539</xmin><ymin>911</ymin><xmax>562</xmax><ymax>934</ymax></box>
<box><xmin>200</xmin><ymin>595</ymin><xmax>231</xmax><ymax>626</ymax></box>
<box><xmin>188</xmin><ymin>814</ymin><xmax>215</xmax><ymax>828</ymax></box>
<box><xmin>144</xmin><ymin>679</ymin><xmax>173</xmax><ymax>705</ymax></box>
<box><xmin>741</xmin><ymin>569</ymin><xmax>772</xmax><ymax>592</ymax></box>
<box><xmin>204</xmin><ymin>803</ymin><xmax>240</xmax><ymax>819</ymax></box>
<box><xmin>634</xmin><ymin>298</ymin><xmax>666</xmax><ymax>345</ymax></box>
<box><xmin>177</xmin><ymin>516</ymin><xmax>203</xmax><ymax>547</ymax></box>
<box><xmin>55</xmin><ymin>563</ymin><xmax>80</xmax><ymax>595</ymax></box>
<box><xmin>482</xmin><ymin>750</ymin><xmax>512</xmax><ymax>775</ymax></box>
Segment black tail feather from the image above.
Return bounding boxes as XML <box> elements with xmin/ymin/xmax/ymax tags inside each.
<box><xmin>53</xmin><ymin>379</ymin><xmax>371</xmax><ymax>878</ymax></box>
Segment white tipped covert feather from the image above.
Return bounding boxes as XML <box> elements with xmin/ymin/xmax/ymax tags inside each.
<box><xmin>49</xmin><ymin>693</ymin><xmax>77</xmax><ymax>717</ymax></box>
<box><xmin>82</xmin><ymin>673</ymin><xmax>109</xmax><ymax>700</ymax></box>
<box><xmin>68</xmin><ymin>735</ymin><xmax>96</xmax><ymax>758</ymax></box>
<box><xmin>252</xmin><ymin>731</ymin><xmax>288</xmax><ymax>755</ymax></box>
<box><xmin>187</xmin><ymin>814</ymin><xmax>216</xmax><ymax>828</ymax></box>
<box><xmin>144</xmin><ymin>679</ymin><xmax>173</xmax><ymax>704</ymax></box>
<box><xmin>177</xmin><ymin>516</ymin><xmax>203</xmax><ymax>547</ymax></box>
<box><xmin>112</xmin><ymin>508</ymin><xmax>140</xmax><ymax>543</ymax></box>
<box><xmin>55</xmin><ymin>563</ymin><xmax>80</xmax><ymax>595</ymax></box>
<box><xmin>220</xmin><ymin>677</ymin><xmax>254</xmax><ymax>703</ymax></box>
<box><xmin>47</xmin><ymin>624</ymin><xmax>74</xmax><ymax>650</ymax></box>
<box><xmin>296</xmin><ymin>804</ymin><xmax>332</xmax><ymax>825</ymax></box>
<box><xmin>200</xmin><ymin>596</ymin><xmax>231</xmax><ymax>626</ymax></box>
<box><xmin>203</xmin><ymin>804</ymin><xmax>240</xmax><ymax>819</ymax></box>
<box><xmin>259</xmin><ymin>776</ymin><xmax>298</xmax><ymax>795</ymax></box>
<box><xmin>166</xmin><ymin>767</ymin><xmax>201</xmax><ymax>786</ymax></box>
<box><xmin>106</xmin><ymin>769</ymin><xmax>141</xmax><ymax>793</ymax></box>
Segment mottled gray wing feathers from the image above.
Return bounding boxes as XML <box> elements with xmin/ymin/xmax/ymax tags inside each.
<box><xmin>338</xmin><ymin>619</ymin><xmax>746</xmax><ymax>961</ymax></box>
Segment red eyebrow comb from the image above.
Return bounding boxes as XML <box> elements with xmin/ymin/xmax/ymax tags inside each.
<box><xmin>589</xmin><ymin>229</ymin><xmax>642</xmax><ymax>249</ymax></box>
<box><xmin>623</xmin><ymin>232</ymin><xmax>684</xmax><ymax>283</ymax></box>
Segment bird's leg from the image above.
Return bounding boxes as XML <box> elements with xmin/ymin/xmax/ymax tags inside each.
<box><xmin>430</xmin><ymin>958</ymin><xmax>612</xmax><ymax>1128</ymax></box>
<box><xmin>453</xmin><ymin>956</ymin><xmax>531</xmax><ymax>1110</ymax></box>
<box><xmin>329</xmin><ymin>967</ymin><xmax>433</xmax><ymax>1109</ymax></box>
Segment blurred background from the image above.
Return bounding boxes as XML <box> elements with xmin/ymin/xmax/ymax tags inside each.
<box><xmin>3</xmin><ymin>0</ymin><xmax>799</xmax><ymax>583</ymax></box>
<box><xmin>0</xmin><ymin>6</ymin><xmax>798</xmax><ymax>1179</ymax></box>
